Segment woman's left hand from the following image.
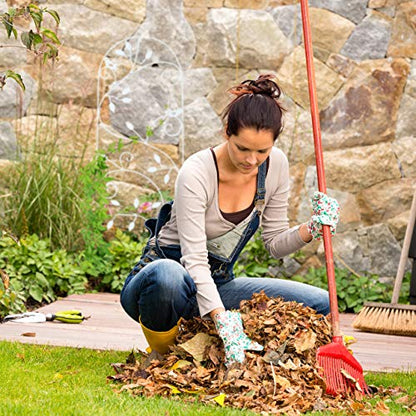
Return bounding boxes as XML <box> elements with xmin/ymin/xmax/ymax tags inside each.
<box><xmin>307</xmin><ymin>191</ymin><xmax>340</xmax><ymax>240</ymax></box>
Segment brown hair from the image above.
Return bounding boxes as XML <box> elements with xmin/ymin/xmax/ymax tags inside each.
<box><xmin>222</xmin><ymin>74</ymin><xmax>285</xmax><ymax>141</ymax></box>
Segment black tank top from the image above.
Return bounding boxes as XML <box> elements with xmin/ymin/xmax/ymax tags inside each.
<box><xmin>210</xmin><ymin>148</ymin><xmax>255</xmax><ymax>225</ymax></box>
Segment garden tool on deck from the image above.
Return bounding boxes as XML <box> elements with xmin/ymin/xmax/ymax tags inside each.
<box><xmin>353</xmin><ymin>187</ymin><xmax>416</xmax><ymax>336</ymax></box>
<box><xmin>300</xmin><ymin>0</ymin><xmax>369</xmax><ymax>396</ymax></box>
<box><xmin>3</xmin><ymin>310</ymin><xmax>87</xmax><ymax>324</ymax></box>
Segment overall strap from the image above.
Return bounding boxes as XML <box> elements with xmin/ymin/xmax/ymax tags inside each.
<box><xmin>154</xmin><ymin>201</ymin><xmax>174</xmax><ymax>258</ymax></box>
<box><xmin>254</xmin><ymin>159</ymin><xmax>267</xmax><ymax>214</ymax></box>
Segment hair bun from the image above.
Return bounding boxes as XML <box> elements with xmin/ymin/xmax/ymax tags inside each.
<box><xmin>228</xmin><ymin>74</ymin><xmax>282</xmax><ymax>99</ymax></box>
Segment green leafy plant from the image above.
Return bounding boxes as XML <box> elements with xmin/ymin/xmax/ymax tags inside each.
<box><xmin>290</xmin><ymin>267</ymin><xmax>411</xmax><ymax>313</ymax></box>
<box><xmin>100</xmin><ymin>230</ymin><xmax>147</xmax><ymax>293</ymax></box>
<box><xmin>0</xmin><ymin>278</ymin><xmax>26</xmax><ymax>317</ymax></box>
<box><xmin>0</xmin><ymin>233</ymin><xmax>87</xmax><ymax>310</ymax></box>
<box><xmin>78</xmin><ymin>151</ymin><xmax>112</xmax><ymax>280</ymax></box>
<box><xmin>234</xmin><ymin>230</ymin><xmax>281</xmax><ymax>277</ymax></box>
<box><xmin>0</xmin><ymin>3</ymin><xmax>61</xmax><ymax>89</ymax></box>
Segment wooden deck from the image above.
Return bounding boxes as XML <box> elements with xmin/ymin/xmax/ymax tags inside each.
<box><xmin>1</xmin><ymin>293</ymin><xmax>415</xmax><ymax>372</ymax></box>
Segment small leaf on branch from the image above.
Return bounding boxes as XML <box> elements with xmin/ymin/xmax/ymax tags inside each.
<box><xmin>40</xmin><ymin>27</ymin><xmax>60</xmax><ymax>45</ymax></box>
<box><xmin>32</xmin><ymin>33</ymin><xmax>43</xmax><ymax>47</ymax></box>
<box><xmin>30</xmin><ymin>10</ymin><xmax>43</xmax><ymax>31</ymax></box>
<box><xmin>45</xmin><ymin>43</ymin><xmax>59</xmax><ymax>59</ymax></box>
<box><xmin>5</xmin><ymin>70</ymin><xmax>25</xmax><ymax>90</ymax></box>
<box><xmin>21</xmin><ymin>31</ymin><xmax>32</xmax><ymax>50</ymax></box>
<box><xmin>2</xmin><ymin>13</ymin><xmax>15</xmax><ymax>39</ymax></box>
<box><xmin>45</xmin><ymin>9</ymin><xmax>60</xmax><ymax>25</ymax></box>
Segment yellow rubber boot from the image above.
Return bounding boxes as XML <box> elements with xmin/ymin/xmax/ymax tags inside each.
<box><xmin>140</xmin><ymin>319</ymin><xmax>178</xmax><ymax>354</ymax></box>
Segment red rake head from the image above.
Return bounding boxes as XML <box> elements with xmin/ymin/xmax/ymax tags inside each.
<box><xmin>317</xmin><ymin>342</ymin><xmax>370</xmax><ymax>397</ymax></box>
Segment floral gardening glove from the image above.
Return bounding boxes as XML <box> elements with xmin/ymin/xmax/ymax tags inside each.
<box><xmin>214</xmin><ymin>310</ymin><xmax>263</xmax><ymax>367</ymax></box>
<box><xmin>307</xmin><ymin>191</ymin><xmax>340</xmax><ymax>240</ymax></box>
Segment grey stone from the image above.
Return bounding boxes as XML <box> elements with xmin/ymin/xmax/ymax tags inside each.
<box><xmin>321</xmin><ymin>59</ymin><xmax>409</xmax><ymax>149</ymax></box>
<box><xmin>48</xmin><ymin>4</ymin><xmax>138</xmax><ymax>55</ymax></box>
<box><xmin>324</xmin><ymin>230</ymin><xmax>371</xmax><ymax>274</ymax></box>
<box><xmin>387</xmin><ymin>2</ymin><xmax>416</xmax><ymax>59</ymax></box>
<box><xmin>340</xmin><ymin>12</ymin><xmax>392</xmax><ymax>61</ymax></box>
<box><xmin>323</xmin><ymin>224</ymin><xmax>407</xmax><ymax>277</ymax></box>
<box><xmin>41</xmin><ymin>45</ymin><xmax>102</xmax><ymax>107</ymax></box>
<box><xmin>108</xmin><ymin>66</ymin><xmax>186</xmax><ymax>144</ymax></box>
<box><xmin>277</xmin><ymin>97</ymin><xmax>314</xmax><ymax>164</ymax></box>
<box><xmin>396</xmin><ymin>94</ymin><xmax>416</xmax><ymax>139</ymax></box>
<box><xmin>356</xmin><ymin>178</ymin><xmax>415</xmax><ymax>225</ymax></box>
<box><xmin>295</xmin><ymin>166</ymin><xmax>360</xmax><ymax>232</ymax></box>
<box><xmin>392</xmin><ymin>136</ymin><xmax>416</xmax><ymax>178</ymax></box>
<box><xmin>405</xmin><ymin>60</ymin><xmax>416</xmax><ymax>98</ymax></box>
<box><xmin>376</xmin><ymin>7</ymin><xmax>396</xmax><ymax>18</ymax></box>
<box><xmin>183</xmin><ymin>68</ymin><xmax>217</xmax><ymax>106</ymax></box>
<box><xmin>277</xmin><ymin>46</ymin><xmax>343</xmax><ymax>111</ymax></box>
<box><xmin>324</xmin><ymin>143</ymin><xmax>401</xmax><ymax>192</ymax></box>
<box><xmin>84</xmin><ymin>0</ymin><xmax>146</xmax><ymax>23</ymax></box>
<box><xmin>309</xmin><ymin>0</ymin><xmax>367</xmax><ymax>24</ymax></box>
<box><xmin>129</xmin><ymin>0</ymin><xmax>196</xmax><ymax>69</ymax></box>
<box><xmin>269</xmin><ymin>256</ymin><xmax>302</xmax><ymax>278</ymax></box>
<box><xmin>0</xmin><ymin>71</ymin><xmax>36</xmax><ymax>118</ymax></box>
<box><xmin>0</xmin><ymin>122</ymin><xmax>18</xmax><ymax>160</ymax></box>
<box><xmin>201</xmin><ymin>8</ymin><xmax>291</xmax><ymax>69</ymax></box>
<box><xmin>366</xmin><ymin>223</ymin><xmax>404</xmax><ymax>276</ymax></box>
<box><xmin>268</xmin><ymin>5</ymin><xmax>302</xmax><ymax>46</ymax></box>
<box><xmin>0</xmin><ymin>30</ymin><xmax>27</xmax><ymax>69</ymax></box>
<box><xmin>308</xmin><ymin>8</ymin><xmax>356</xmax><ymax>62</ymax></box>
<box><xmin>183</xmin><ymin>96</ymin><xmax>223</xmax><ymax>158</ymax></box>
<box><xmin>108</xmin><ymin>65</ymin><xmax>220</xmax><ymax>148</ymax></box>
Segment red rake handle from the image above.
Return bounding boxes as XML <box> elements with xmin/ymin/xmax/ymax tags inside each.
<box><xmin>300</xmin><ymin>0</ymin><xmax>341</xmax><ymax>340</ymax></box>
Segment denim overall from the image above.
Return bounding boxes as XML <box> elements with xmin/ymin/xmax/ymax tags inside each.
<box><xmin>120</xmin><ymin>159</ymin><xmax>329</xmax><ymax>331</ymax></box>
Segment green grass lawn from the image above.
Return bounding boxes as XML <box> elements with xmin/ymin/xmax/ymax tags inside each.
<box><xmin>1</xmin><ymin>340</ymin><xmax>415</xmax><ymax>416</ymax></box>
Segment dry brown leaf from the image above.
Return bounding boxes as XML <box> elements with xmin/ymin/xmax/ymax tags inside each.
<box><xmin>395</xmin><ymin>394</ymin><xmax>410</xmax><ymax>404</ymax></box>
<box><xmin>177</xmin><ymin>333</ymin><xmax>216</xmax><ymax>362</ymax></box>
<box><xmin>294</xmin><ymin>330</ymin><xmax>317</xmax><ymax>353</ymax></box>
<box><xmin>375</xmin><ymin>400</ymin><xmax>390</xmax><ymax>414</ymax></box>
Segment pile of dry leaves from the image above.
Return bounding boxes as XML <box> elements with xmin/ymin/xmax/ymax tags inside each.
<box><xmin>108</xmin><ymin>292</ymin><xmax>415</xmax><ymax>415</ymax></box>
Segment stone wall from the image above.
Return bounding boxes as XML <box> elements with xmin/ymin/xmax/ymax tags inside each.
<box><xmin>1</xmin><ymin>0</ymin><xmax>415</xmax><ymax>278</ymax></box>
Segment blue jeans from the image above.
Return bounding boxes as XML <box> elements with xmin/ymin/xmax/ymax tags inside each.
<box><xmin>120</xmin><ymin>258</ymin><xmax>330</xmax><ymax>331</ymax></box>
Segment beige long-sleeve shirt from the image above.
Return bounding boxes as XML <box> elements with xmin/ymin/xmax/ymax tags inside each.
<box><xmin>158</xmin><ymin>147</ymin><xmax>308</xmax><ymax>317</ymax></box>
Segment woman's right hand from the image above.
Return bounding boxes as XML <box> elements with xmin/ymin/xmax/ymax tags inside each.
<box><xmin>212</xmin><ymin>309</ymin><xmax>263</xmax><ymax>367</ymax></box>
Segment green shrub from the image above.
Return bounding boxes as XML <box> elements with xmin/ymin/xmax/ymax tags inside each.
<box><xmin>77</xmin><ymin>151</ymin><xmax>112</xmax><ymax>280</ymax></box>
<box><xmin>291</xmin><ymin>267</ymin><xmax>411</xmax><ymax>313</ymax></box>
<box><xmin>0</xmin><ymin>279</ymin><xmax>26</xmax><ymax>317</ymax></box>
<box><xmin>100</xmin><ymin>230</ymin><xmax>147</xmax><ymax>293</ymax></box>
<box><xmin>234</xmin><ymin>230</ymin><xmax>281</xmax><ymax>277</ymax></box>
<box><xmin>0</xmin><ymin>233</ymin><xmax>87</xmax><ymax>309</ymax></box>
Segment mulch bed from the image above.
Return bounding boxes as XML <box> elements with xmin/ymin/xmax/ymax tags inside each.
<box><xmin>108</xmin><ymin>292</ymin><xmax>416</xmax><ymax>415</ymax></box>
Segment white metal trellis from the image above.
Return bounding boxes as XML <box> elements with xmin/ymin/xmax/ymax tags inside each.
<box><xmin>96</xmin><ymin>34</ymin><xmax>185</xmax><ymax>232</ymax></box>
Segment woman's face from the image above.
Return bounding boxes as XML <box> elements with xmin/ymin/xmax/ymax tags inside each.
<box><xmin>226</xmin><ymin>127</ymin><xmax>274</xmax><ymax>174</ymax></box>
